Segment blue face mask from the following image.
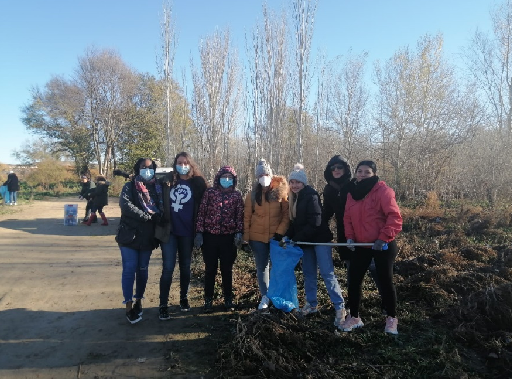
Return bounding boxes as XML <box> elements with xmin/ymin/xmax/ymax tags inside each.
<box><xmin>176</xmin><ymin>165</ymin><xmax>190</xmax><ymax>175</ymax></box>
<box><xmin>220</xmin><ymin>177</ymin><xmax>233</xmax><ymax>188</ymax></box>
<box><xmin>139</xmin><ymin>168</ymin><xmax>154</xmax><ymax>180</ymax></box>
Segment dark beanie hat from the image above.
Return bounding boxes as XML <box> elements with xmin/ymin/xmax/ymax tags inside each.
<box><xmin>356</xmin><ymin>160</ymin><xmax>377</xmax><ymax>174</ymax></box>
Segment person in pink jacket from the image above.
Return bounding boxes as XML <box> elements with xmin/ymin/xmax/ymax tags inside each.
<box><xmin>341</xmin><ymin>160</ymin><xmax>402</xmax><ymax>335</ymax></box>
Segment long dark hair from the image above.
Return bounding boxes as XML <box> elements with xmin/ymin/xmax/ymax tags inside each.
<box><xmin>133</xmin><ymin>157</ymin><xmax>157</xmax><ymax>176</ymax></box>
<box><xmin>255</xmin><ymin>183</ymin><xmax>270</xmax><ymax>206</ymax></box>
<box><xmin>172</xmin><ymin>152</ymin><xmax>204</xmax><ymax>184</ymax></box>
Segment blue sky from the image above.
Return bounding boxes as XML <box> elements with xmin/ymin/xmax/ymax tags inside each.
<box><xmin>0</xmin><ymin>0</ymin><xmax>497</xmax><ymax>164</ymax></box>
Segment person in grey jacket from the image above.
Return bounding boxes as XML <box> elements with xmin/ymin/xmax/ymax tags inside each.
<box><xmin>117</xmin><ymin>158</ymin><xmax>163</xmax><ymax>324</ymax></box>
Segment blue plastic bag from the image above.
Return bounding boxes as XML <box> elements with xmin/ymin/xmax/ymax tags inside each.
<box><xmin>0</xmin><ymin>185</ymin><xmax>9</xmax><ymax>203</ymax></box>
<box><xmin>267</xmin><ymin>239</ymin><xmax>303</xmax><ymax>312</ymax></box>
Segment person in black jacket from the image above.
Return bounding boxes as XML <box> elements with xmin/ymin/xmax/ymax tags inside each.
<box><xmin>85</xmin><ymin>175</ymin><xmax>110</xmax><ymax>226</ymax></box>
<box><xmin>322</xmin><ymin>155</ymin><xmax>352</xmax><ymax>261</ymax></box>
<box><xmin>156</xmin><ymin>152</ymin><xmax>207</xmax><ymax>320</ymax></box>
<box><xmin>283</xmin><ymin>164</ymin><xmax>346</xmax><ymax>328</ymax></box>
<box><xmin>6</xmin><ymin>171</ymin><xmax>20</xmax><ymax>206</ymax></box>
<box><xmin>78</xmin><ymin>175</ymin><xmax>95</xmax><ymax>222</ymax></box>
<box><xmin>117</xmin><ymin>158</ymin><xmax>163</xmax><ymax>324</ymax></box>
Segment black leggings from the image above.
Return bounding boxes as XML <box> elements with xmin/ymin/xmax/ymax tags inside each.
<box><xmin>202</xmin><ymin>233</ymin><xmax>237</xmax><ymax>299</ymax></box>
<box><xmin>348</xmin><ymin>240</ymin><xmax>398</xmax><ymax>318</ymax></box>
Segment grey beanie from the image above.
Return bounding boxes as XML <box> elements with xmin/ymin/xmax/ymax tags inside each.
<box><xmin>255</xmin><ymin>158</ymin><xmax>273</xmax><ymax>177</ymax></box>
<box><xmin>288</xmin><ymin>163</ymin><xmax>308</xmax><ymax>185</ymax></box>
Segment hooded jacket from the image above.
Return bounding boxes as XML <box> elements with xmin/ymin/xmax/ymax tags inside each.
<box><xmin>196</xmin><ymin>166</ymin><xmax>244</xmax><ymax>235</ymax></box>
<box><xmin>6</xmin><ymin>173</ymin><xmax>20</xmax><ymax>192</ymax></box>
<box><xmin>243</xmin><ymin>175</ymin><xmax>289</xmax><ymax>243</ymax></box>
<box><xmin>90</xmin><ymin>176</ymin><xmax>109</xmax><ymax>208</ymax></box>
<box><xmin>322</xmin><ymin>155</ymin><xmax>351</xmax><ymax>244</ymax></box>
<box><xmin>344</xmin><ymin>180</ymin><xmax>402</xmax><ymax>244</ymax></box>
<box><xmin>285</xmin><ymin>185</ymin><xmax>333</xmax><ymax>243</ymax></box>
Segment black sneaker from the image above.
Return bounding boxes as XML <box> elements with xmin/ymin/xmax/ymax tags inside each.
<box><xmin>180</xmin><ymin>298</ymin><xmax>191</xmax><ymax>312</ymax></box>
<box><xmin>224</xmin><ymin>297</ymin><xmax>235</xmax><ymax>312</ymax></box>
<box><xmin>133</xmin><ymin>301</ymin><xmax>143</xmax><ymax>316</ymax></box>
<box><xmin>203</xmin><ymin>298</ymin><xmax>213</xmax><ymax>313</ymax></box>
<box><xmin>126</xmin><ymin>308</ymin><xmax>142</xmax><ymax>324</ymax></box>
<box><xmin>159</xmin><ymin>305</ymin><xmax>171</xmax><ymax>320</ymax></box>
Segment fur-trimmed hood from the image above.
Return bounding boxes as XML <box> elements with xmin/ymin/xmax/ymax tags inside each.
<box><xmin>251</xmin><ymin>174</ymin><xmax>288</xmax><ymax>202</ymax></box>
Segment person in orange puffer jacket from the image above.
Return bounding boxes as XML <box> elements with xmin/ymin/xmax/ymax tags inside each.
<box><xmin>341</xmin><ymin>160</ymin><xmax>402</xmax><ymax>335</ymax></box>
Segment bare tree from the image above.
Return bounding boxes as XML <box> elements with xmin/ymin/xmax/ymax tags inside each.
<box><xmin>290</xmin><ymin>0</ymin><xmax>317</xmax><ymax>163</ymax></box>
<box><xmin>246</xmin><ymin>4</ymin><xmax>288</xmax><ymax>173</ymax></box>
<box><xmin>190</xmin><ymin>28</ymin><xmax>243</xmax><ymax>177</ymax></box>
<box><xmin>76</xmin><ymin>47</ymin><xmax>138</xmax><ymax>175</ymax></box>
<box><xmin>464</xmin><ymin>0</ymin><xmax>512</xmax><ymax>135</ymax></box>
<box><xmin>375</xmin><ymin>34</ymin><xmax>481</xmax><ymax>197</ymax></box>
<box><xmin>159</xmin><ymin>0</ymin><xmax>178</xmax><ymax>164</ymax></box>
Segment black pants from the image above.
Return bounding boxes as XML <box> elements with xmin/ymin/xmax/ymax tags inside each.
<box><xmin>347</xmin><ymin>240</ymin><xmax>398</xmax><ymax>318</ymax></box>
<box><xmin>85</xmin><ymin>200</ymin><xmax>93</xmax><ymax>216</ymax></box>
<box><xmin>202</xmin><ymin>233</ymin><xmax>237</xmax><ymax>299</ymax></box>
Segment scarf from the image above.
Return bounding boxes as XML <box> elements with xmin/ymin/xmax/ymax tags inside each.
<box><xmin>134</xmin><ymin>175</ymin><xmax>163</xmax><ymax>214</ymax></box>
<box><xmin>328</xmin><ymin>175</ymin><xmax>350</xmax><ymax>192</ymax></box>
<box><xmin>348</xmin><ymin>176</ymin><xmax>379</xmax><ymax>201</ymax></box>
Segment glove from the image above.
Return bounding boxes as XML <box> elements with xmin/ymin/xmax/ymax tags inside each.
<box><xmin>273</xmin><ymin>233</ymin><xmax>283</xmax><ymax>241</ymax></box>
<box><xmin>241</xmin><ymin>243</ymin><xmax>252</xmax><ymax>253</ymax></box>
<box><xmin>194</xmin><ymin>233</ymin><xmax>203</xmax><ymax>249</ymax></box>
<box><xmin>279</xmin><ymin>237</ymin><xmax>287</xmax><ymax>248</ymax></box>
<box><xmin>234</xmin><ymin>233</ymin><xmax>243</xmax><ymax>248</ymax></box>
<box><xmin>372</xmin><ymin>239</ymin><xmax>386</xmax><ymax>251</ymax></box>
<box><xmin>78</xmin><ymin>195</ymin><xmax>83</xmax><ymax>200</ymax></box>
<box><xmin>346</xmin><ymin>239</ymin><xmax>355</xmax><ymax>252</ymax></box>
<box><xmin>151</xmin><ymin>213</ymin><xmax>161</xmax><ymax>224</ymax></box>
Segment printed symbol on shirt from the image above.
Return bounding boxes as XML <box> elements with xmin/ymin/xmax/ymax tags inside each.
<box><xmin>170</xmin><ymin>184</ymin><xmax>192</xmax><ymax>212</ymax></box>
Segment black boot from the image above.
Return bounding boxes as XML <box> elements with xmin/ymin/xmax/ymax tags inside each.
<box><xmin>224</xmin><ymin>295</ymin><xmax>235</xmax><ymax>311</ymax></box>
<box><xmin>203</xmin><ymin>297</ymin><xmax>213</xmax><ymax>313</ymax></box>
<box><xmin>82</xmin><ymin>209</ymin><xmax>91</xmax><ymax>223</ymax></box>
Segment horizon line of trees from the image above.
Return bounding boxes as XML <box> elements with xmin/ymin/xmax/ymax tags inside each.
<box><xmin>17</xmin><ymin>0</ymin><xmax>512</xmax><ymax>204</ymax></box>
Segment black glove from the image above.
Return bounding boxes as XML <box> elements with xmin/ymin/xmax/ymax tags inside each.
<box><xmin>241</xmin><ymin>243</ymin><xmax>252</xmax><ymax>253</ymax></box>
<box><xmin>273</xmin><ymin>233</ymin><xmax>283</xmax><ymax>241</ymax></box>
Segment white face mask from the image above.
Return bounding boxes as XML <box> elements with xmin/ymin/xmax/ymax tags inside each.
<box><xmin>259</xmin><ymin>176</ymin><xmax>271</xmax><ymax>187</ymax></box>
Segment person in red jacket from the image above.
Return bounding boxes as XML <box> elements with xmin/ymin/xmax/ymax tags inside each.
<box><xmin>341</xmin><ymin>160</ymin><xmax>402</xmax><ymax>335</ymax></box>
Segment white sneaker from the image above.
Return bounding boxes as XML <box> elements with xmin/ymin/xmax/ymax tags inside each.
<box><xmin>14</xmin><ymin>202</ymin><xmax>17</xmax><ymax>206</ymax></box>
<box><xmin>258</xmin><ymin>295</ymin><xmax>270</xmax><ymax>310</ymax></box>
<box><xmin>384</xmin><ymin>316</ymin><xmax>398</xmax><ymax>335</ymax></box>
<box><xmin>341</xmin><ymin>315</ymin><xmax>364</xmax><ymax>332</ymax></box>
<box><xmin>300</xmin><ymin>302</ymin><xmax>318</xmax><ymax>315</ymax></box>
<box><xmin>334</xmin><ymin>308</ymin><xmax>346</xmax><ymax>327</ymax></box>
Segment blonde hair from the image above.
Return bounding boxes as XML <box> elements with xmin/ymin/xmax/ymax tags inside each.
<box><xmin>288</xmin><ymin>191</ymin><xmax>298</xmax><ymax>220</ymax></box>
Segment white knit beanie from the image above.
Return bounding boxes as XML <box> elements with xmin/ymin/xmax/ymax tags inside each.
<box><xmin>288</xmin><ymin>163</ymin><xmax>308</xmax><ymax>185</ymax></box>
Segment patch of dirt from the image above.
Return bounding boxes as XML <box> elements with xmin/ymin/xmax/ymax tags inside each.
<box><xmin>0</xmin><ymin>197</ymin><xmax>235</xmax><ymax>378</ymax></box>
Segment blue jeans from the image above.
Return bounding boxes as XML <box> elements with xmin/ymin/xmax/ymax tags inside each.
<box><xmin>119</xmin><ymin>246</ymin><xmax>152</xmax><ymax>304</ymax></box>
<box><xmin>302</xmin><ymin>245</ymin><xmax>345</xmax><ymax>310</ymax></box>
<box><xmin>159</xmin><ymin>233</ymin><xmax>194</xmax><ymax>306</ymax></box>
<box><xmin>9</xmin><ymin>192</ymin><xmax>16</xmax><ymax>203</ymax></box>
<box><xmin>249</xmin><ymin>240</ymin><xmax>270</xmax><ymax>297</ymax></box>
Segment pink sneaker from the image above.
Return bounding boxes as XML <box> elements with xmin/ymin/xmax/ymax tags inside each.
<box><xmin>341</xmin><ymin>315</ymin><xmax>364</xmax><ymax>332</ymax></box>
<box><xmin>385</xmin><ymin>316</ymin><xmax>398</xmax><ymax>335</ymax></box>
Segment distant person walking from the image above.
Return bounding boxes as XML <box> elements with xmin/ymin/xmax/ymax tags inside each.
<box><xmin>78</xmin><ymin>174</ymin><xmax>95</xmax><ymax>223</ymax></box>
<box><xmin>117</xmin><ymin>157</ymin><xmax>163</xmax><ymax>324</ymax></box>
<box><xmin>6</xmin><ymin>171</ymin><xmax>20</xmax><ymax>206</ymax></box>
<box><xmin>85</xmin><ymin>175</ymin><xmax>110</xmax><ymax>226</ymax></box>
<box><xmin>243</xmin><ymin>159</ymin><xmax>289</xmax><ymax>310</ymax></box>
<box><xmin>341</xmin><ymin>160</ymin><xmax>403</xmax><ymax>335</ymax></box>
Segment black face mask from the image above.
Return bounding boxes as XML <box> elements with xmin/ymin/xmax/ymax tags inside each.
<box><xmin>348</xmin><ymin>176</ymin><xmax>379</xmax><ymax>200</ymax></box>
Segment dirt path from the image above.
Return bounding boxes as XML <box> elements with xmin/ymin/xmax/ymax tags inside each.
<box><xmin>0</xmin><ymin>197</ymin><xmax>231</xmax><ymax>379</ymax></box>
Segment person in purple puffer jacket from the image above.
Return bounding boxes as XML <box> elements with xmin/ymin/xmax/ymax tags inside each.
<box><xmin>195</xmin><ymin>166</ymin><xmax>244</xmax><ymax>312</ymax></box>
